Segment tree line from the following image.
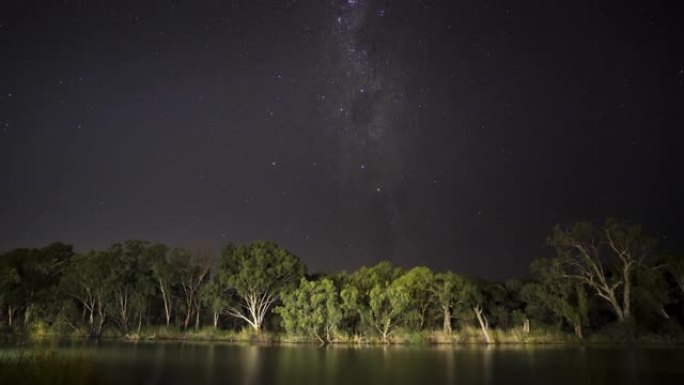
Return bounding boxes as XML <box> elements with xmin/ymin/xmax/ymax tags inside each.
<box><xmin>1</xmin><ymin>219</ymin><xmax>683</xmax><ymax>343</ymax></box>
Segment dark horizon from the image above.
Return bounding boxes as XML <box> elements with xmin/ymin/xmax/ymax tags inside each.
<box><xmin>1</xmin><ymin>0</ymin><xmax>683</xmax><ymax>281</ymax></box>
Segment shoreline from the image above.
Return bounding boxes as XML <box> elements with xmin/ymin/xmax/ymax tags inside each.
<box><xmin>4</xmin><ymin>330</ymin><xmax>683</xmax><ymax>348</ymax></box>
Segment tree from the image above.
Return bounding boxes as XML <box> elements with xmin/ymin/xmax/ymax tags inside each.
<box><xmin>200</xmin><ymin>273</ymin><xmax>232</xmax><ymax>329</ymax></box>
<box><xmin>549</xmin><ymin>219</ymin><xmax>654</xmax><ymax>322</ymax></box>
<box><xmin>431</xmin><ymin>272</ymin><xmax>466</xmax><ymax>333</ymax></box>
<box><xmin>60</xmin><ymin>252</ymin><xmax>103</xmax><ymax>332</ymax></box>
<box><xmin>145</xmin><ymin>244</ymin><xmax>177</xmax><ymax>326</ymax></box>
<box><xmin>462</xmin><ymin>280</ymin><xmax>507</xmax><ymax>344</ymax></box>
<box><xmin>0</xmin><ymin>252</ymin><xmax>21</xmax><ymax>327</ymax></box>
<box><xmin>60</xmin><ymin>250</ymin><xmax>112</xmax><ymax>336</ymax></box>
<box><xmin>525</xmin><ymin>258</ymin><xmax>589</xmax><ymax>338</ymax></box>
<box><xmin>633</xmin><ymin>266</ymin><xmax>671</xmax><ymax>321</ymax></box>
<box><xmin>368</xmin><ymin>281</ymin><xmax>410</xmax><ymax>343</ymax></box>
<box><xmin>341</xmin><ymin>261</ymin><xmax>403</xmax><ymax>335</ymax></box>
<box><xmin>106</xmin><ymin>241</ymin><xmax>155</xmax><ymax>334</ymax></box>
<box><xmin>393</xmin><ymin>266</ymin><xmax>434</xmax><ymax>330</ymax></box>
<box><xmin>661</xmin><ymin>253</ymin><xmax>684</xmax><ymax>298</ymax></box>
<box><xmin>0</xmin><ymin>243</ymin><xmax>73</xmax><ymax>328</ymax></box>
<box><xmin>219</xmin><ymin>241</ymin><xmax>305</xmax><ymax>332</ymax></box>
<box><xmin>175</xmin><ymin>247</ymin><xmax>213</xmax><ymax>329</ymax></box>
<box><xmin>275</xmin><ymin>278</ymin><xmax>342</xmax><ymax>343</ymax></box>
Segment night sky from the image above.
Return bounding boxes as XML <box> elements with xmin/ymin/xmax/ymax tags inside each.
<box><xmin>1</xmin><ymin>1</ymin><xmax>683</xmax><ymax>280</ymax></box>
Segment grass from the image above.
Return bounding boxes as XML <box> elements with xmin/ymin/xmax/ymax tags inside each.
<box><xmin>124</xmin><ymin>325</ymin><xmax>282</xmax><ymax>343</ymax></box>
<box><xmin>5</xmin><ymin>320</ymin><xmax>682</xmax><ymax>346</ymax></box>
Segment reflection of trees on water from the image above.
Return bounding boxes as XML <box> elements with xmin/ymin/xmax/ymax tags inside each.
<box><xmin>241</xmin><ymin>345</ymin><xmax>260</xmax><ymax>385</ymax></box>
<box><xmin>481</xmin><ymin>345</ymin><xmax>493</xmax><ymax>385</ymax></box>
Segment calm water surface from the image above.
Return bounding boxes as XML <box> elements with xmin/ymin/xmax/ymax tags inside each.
<box><xmin>6</xmin><ymin>341</ymin><xmax>684</xmax><ymax>385</ymax></box>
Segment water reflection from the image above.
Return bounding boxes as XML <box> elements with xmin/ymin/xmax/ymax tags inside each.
<box><xmin>7</xmin><ymin>341</ymin><xmax>684</xmax><ymax>385</ymax></box>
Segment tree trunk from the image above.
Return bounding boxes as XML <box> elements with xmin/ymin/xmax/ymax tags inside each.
<box><xmin>474</xmin><ymin>306</ymin><xmax>492</xmax><ymax>344</ymax></box>
<box><xmin>94</xmin><ymin>297</ymin><xmax>106</xmax><ymax>337</ymax></box>
<box><xmin>213</xmin><ymin>311</ymin><xmax>219</xmax><ymax>329</ymax></box>
<box><xmin>326</xmin><ymin>325</ymin><xmax>333</xmax><ymax>343</ymax></box>
<box><xmin>8</xmin><ymin>305</ymin><xmax>13</xmax><ymax>327</ymax></box>
<box><xmin>622</xmin><ymin>266</ymin><xmax>632</xmax><ymax>320</ymax></box>
<box><xmin>117</xmin><ymin>291</ymin><xmax>129</xmax><ymax>333</ymax></box>
<box><xmin>195</xmin><ymin>306</ymin><xmax>200</xmax><ymax>329</ymax></box>
<box><xmin>523</xmin><ymin>318</ymin><xmax>530</xmax><ymax>334</ymax></box>
<box><xmin>442</xmin><ymin>307</ymin><xmax>452</xmax><ymax>334</ymax></box>
<box><xmin>607</xmin><ymin>291</ymin><xmax>625</xmax><ymax>322</ymax></box>
<box><xmin>574</xmin><ymin>323</ymin><xmax>583</xmax><ymax>339</ymax></box>
<box><xmin>24</xmin><ymin>303</ymin><xmax>32</xmax><ymax>328</ymax></box>
<box><xmin>159</xmin><ymin>280</ymin><xmax>171</xmax><ymax>326</ymax></box>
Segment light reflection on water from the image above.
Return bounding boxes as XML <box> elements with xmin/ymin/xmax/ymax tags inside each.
<box><xmin>2</xmin><ymin>341</ymin><xmax>683</xmax><ymax>385</ymax></box>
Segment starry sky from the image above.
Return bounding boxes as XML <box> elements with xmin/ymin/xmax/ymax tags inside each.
<box><xmin>1</xmin><ymin>0</ymin><xmax>683</xmax><ymax>280</ymax></box>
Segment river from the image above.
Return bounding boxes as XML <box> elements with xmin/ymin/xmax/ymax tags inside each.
<box><xmin>2</xmin><ymin>341</ymin><xmax>684</xmax><ymax>384</ymax></box>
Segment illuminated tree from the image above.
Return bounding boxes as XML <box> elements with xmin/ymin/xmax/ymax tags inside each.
<box><xmin>275</xmin><ymin>277</ymin><xmax>342</xmax><ymax>343</ymax></box>
<box><xmin>219</xmin><ymin>242</ymin><xmax>305</xmax><ymax>332</ymax></box>
<box><xmin>431</xmin><ymin>272</ymin><xmax>467</xmax><ymax>333</ymax></box>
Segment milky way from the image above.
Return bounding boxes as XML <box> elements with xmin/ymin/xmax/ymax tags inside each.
<box><xmin>2</xmin><ymin>1</ymin><xmax>682</xmax><ymax>279</ymax></box>
<box><xmin>325</xmin><ymin>0</ymin><xmax>412</xmax><ymax>258</ymax></box>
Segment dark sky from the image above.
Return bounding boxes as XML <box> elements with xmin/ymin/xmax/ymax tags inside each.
<box><xmin>1</xmin><ymin>0</ymin><xmax>683</xmax><ymax>280</ymax></box>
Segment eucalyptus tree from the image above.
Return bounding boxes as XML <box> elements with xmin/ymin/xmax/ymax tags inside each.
<box><xmin>219</xmin><ymin>241</ymin><xmax>305</xmax><ymax>332</ymax></box>
<box><xmin>200</xmin><ymin>272</ymin><xmax>233</xmax><ymax>329</ymax></box>
<box><xmin>275</xmin><ymin>277</ymin><xmax>343</xmax><ymax>343</ymax></box>
<box><xmin>175</xmin><ymin>247</ymin><xmax>213</xmax><ymax>329</ymax></box>
<box><xmin>106</xmin><ymin>241</ymin><xmax>155</xmax><ymax>334</ymax></box>
<box><xmin>367</xmin><ymin>278</ymin><xmax>410</xmax><ymax>343</ymax></box>
<box><xmin>340</xmin><ymin>261</ymin><xmax>403</xmax><ymax>334</ymax></box>
<box><xmin>145</xmin><ymin>243</ymin><xmax>177</xmax><ymax>326</ymax></box>
<box><xmin>661</xmin><ymin>253</ymin><xmax>684</xmax><ymax>298</ymax></box>
<box><xmin>549</xmin><ymin>219</ymin><xmax>655</xmax><ymax>322</ymax></box>
<box><xmin>525</xmin><ymin>258</ymin><xmax>589</xmax><ymax>338</ymax></box>
<box><xmin>0</xmin><ymin>251</ymin><xmax>21</xmax><ymax>327</ymax></box>
<box><xmin>60</xmin><ymin>252</ymin><xmax>104</xmax><ymax>331</ymax></box>
<box><xmin>431</xmin><ymin>272</ymin><xmax>467</xmax><ymax>333</ymax></box>
<box><xmin>393</xmin><ymin>266</ymin><xmax>434</xmax><ymax>330</ymax></box>
<box><xmin>462</xmin><ymin>280</ymin><xmax>510</xmax><ymax>344</ymax></box>
<box><xmin>0</xmin><ymin>243</ymin><xmax>73</xmax><ymax>328</ymax></box>
<box><xmin>633</xmin><ymin>265</ymin><xmax>672</xmax><ymax>321</ymax></box>
<box><xmin>59</xmin><ymin>249</ymin><xmax>112</xmax><ymax>336</ymax></box>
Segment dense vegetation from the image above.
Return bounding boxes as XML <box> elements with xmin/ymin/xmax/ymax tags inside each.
<box><xmin>1</xmin><ymin>219</ymin><xmax>683</xmax><ymax>344</ymax></box>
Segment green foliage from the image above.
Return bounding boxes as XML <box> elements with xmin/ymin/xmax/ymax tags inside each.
<box><xmin>275</xmin><ymin>278</ymin><xmax>342</xmax><ymax>342</ymax></box>
<box><xmin>1</xmin><ymin>219</ymin><xmax>683</xmax><ymax>344</ymax></box>
<box><xmin>219</xmin><ymin>241</ymin><xmax>306</xmax><ymax>331</ymax></box>
<box><xmin>431</xmin><ymin>272</ymin><xmax>467</xmax><ymax>332</ymax></box>
<box><xmin>393</xmin><ymin>266</ymin><xmax>434</xmax><ymax>330</ymax></box>
<box><xmin>367</xmin><ymin>279</ymin><xmax>410</xmax><ymax>342</ymax></box>
<box><xmin>524</xmin><ymin>258</ymin><xmax>589</xmax><ymax>337</ymax></box>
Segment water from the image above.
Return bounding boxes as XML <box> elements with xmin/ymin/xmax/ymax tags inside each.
<box><xmin>4</xmin><ymin>341</ymin><xmax>684</xmax><ymax>385</ymax></box>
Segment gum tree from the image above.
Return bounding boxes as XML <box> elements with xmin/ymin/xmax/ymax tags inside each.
<box><xmin>275</xmin><ymin>277</ymin><xmax>342</xmax><ymax>343</ymax></box>
<box><xmin>219</xmin><ymin>241</ymin><xmax>305</xmax><ymax>332</ymax></box>
<box><xmin>525</xmin><ymin>258</ymin><xmax>589</xmax><ymax>338</ymax></box>
<box><xmin>368</xmin><ymin>280</ymin><xmax>410</xmax><ymax>343</ymax></box>
<box><xmin>431</xmin><ymin>272</ymin><xmax>466</xmax><ymax>334</ymax></box>
<box><xmin>393</xmin><ymin>266</ymin><xmax>434</xmax><ymax>330</ymax></box>
<box><xmin>549</xmin><ymin>219</ymin><xmax>654</xmax><ymax>322</ymax></box>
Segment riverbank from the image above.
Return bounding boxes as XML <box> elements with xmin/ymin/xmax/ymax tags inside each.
<box><xmin>4</xmin><ymin>324</ymin><xmax>682</xmax><ymax>346</ymax></box>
